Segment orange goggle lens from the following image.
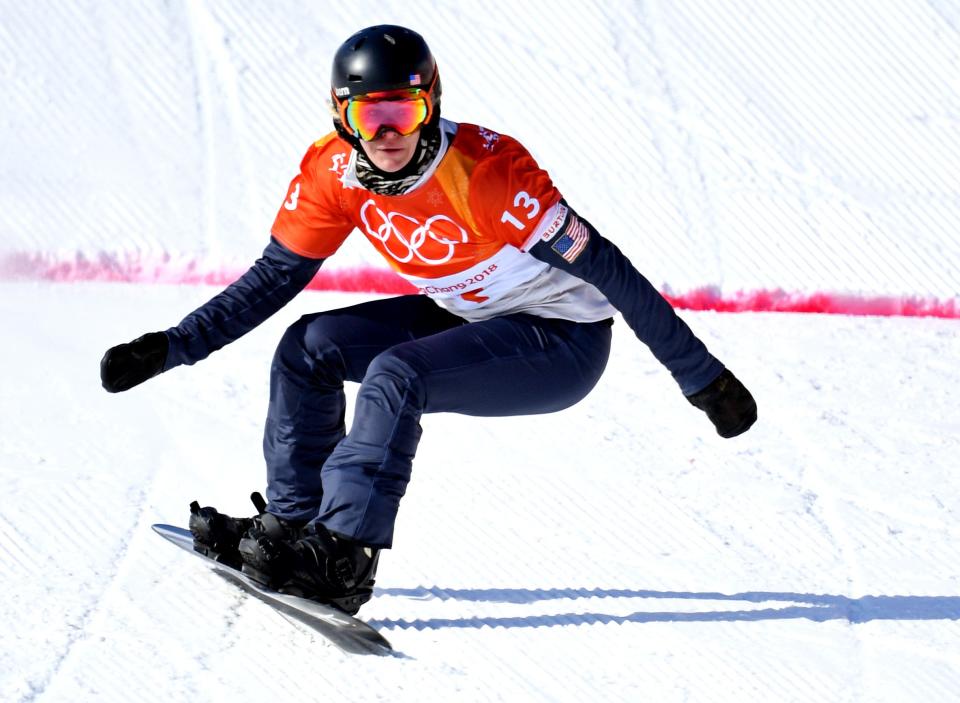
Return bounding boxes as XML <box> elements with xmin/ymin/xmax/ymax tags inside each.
<box><xmin>342</xmin><ymin>90</ymin><xmax>430</xmax><ymax>141</ymax></box>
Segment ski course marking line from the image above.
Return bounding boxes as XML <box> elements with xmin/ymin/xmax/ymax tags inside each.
<box><xmin>2</xmin><ymin>253</ymin><xmax>958</xmax><ymax>319</ymax></box>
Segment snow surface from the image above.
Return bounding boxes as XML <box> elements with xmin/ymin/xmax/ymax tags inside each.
<box><xmin>2</xmin><ymin>1</ymin><xmax>960</xmax><ymax>701</ymax></box>
<box><xmin>2</xmin><ymin>0</ymin><xmax>959</xmax><ymax>302</ymax></box>
<box><xmin>3</xmin><ymin>283</ymin><xmax>960</xmax><ymax>701</ymax></box>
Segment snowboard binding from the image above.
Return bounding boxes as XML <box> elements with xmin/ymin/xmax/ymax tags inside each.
<box><xmin>239</xmin><ymin>521</ymin><xmax>380</xmax><ymax>615</ymax></box>
<box><xmin>188</xmin><ymin>492</ymin><xmax>266</xmax><ymax>569</ymax></box>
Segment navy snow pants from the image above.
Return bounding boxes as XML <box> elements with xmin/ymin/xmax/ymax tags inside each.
<box><xmin>263</xmin><ymin>294</ymin><xmax>612</xmax><ymax>548</ymax></box>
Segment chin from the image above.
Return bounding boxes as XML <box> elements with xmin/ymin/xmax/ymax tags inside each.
<box><xmin>361</xmin><ymin>138</ymin><xmax>417</xmax><ymax>172</ymax></box>
<box><xmin>374</xmin><ymin>156</ymin><xmax>411</xmax><ymax>172</ymax></box>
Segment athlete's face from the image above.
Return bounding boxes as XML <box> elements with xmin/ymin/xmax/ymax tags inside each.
<box><xmin>359</xmin><ymin>127</ymin><xmax>420</xmax><ymax>173</ymax></box>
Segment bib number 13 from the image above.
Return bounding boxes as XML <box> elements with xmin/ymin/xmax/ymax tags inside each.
<box><xmin>501</xmin><ymin>191</ymin><xmax>541</xmax><ymax>230</ymax></box>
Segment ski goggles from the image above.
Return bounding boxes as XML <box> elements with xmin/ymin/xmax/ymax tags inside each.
<box><xmin>336</xmin><ymin>80</ymin><xmax>436</xmax><ymax>141</ymax></box>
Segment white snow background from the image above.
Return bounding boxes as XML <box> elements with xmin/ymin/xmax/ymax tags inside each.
<box><xmin>2</xmin><ymin>1</ymin><xmax>960</xmax><ymax>702</ymax></box>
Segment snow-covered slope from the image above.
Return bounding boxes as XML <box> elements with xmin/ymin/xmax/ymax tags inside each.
<box><xmin>2</xmin><ymin>282</ymin><xmax>959</xmax><ymax>701</ymax></box>
<box><xmin>2</xmin><ymin>2</ymin><xmax>960</xmax><ymax>701</ymax></box>
<box><xmin>2</xmin><ymin>0</ymin><xmax>959</xmax><ymax>303</ymax></box>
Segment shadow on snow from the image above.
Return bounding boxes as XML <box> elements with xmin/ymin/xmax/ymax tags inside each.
<box><xmin>366</xmin><ymin>587</ymin><xmax>960</xmax><ymax>631</ymax></box>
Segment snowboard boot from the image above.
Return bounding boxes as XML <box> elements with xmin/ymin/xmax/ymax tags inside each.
<box><xmin>188</xmin><ymin>492</ymin><xmax>267</xmax><ymax>569</ymax></box>
<box><xmin>235</xmin><ymin>511</ymin><xmax>309</xmax><ymax>588</ymax></box>
<box><xmin>239</xmin><ymin>522</ymin><xmax>379</xmax><ymax>615</ymax></box>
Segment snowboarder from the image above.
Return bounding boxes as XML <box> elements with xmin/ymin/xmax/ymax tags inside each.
<box><xmin>101</xmin><ymin>25</ymin><xmax>757</xmax><ymax>615</ymax></box>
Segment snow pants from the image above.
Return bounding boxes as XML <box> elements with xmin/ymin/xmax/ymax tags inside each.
<box><xmin>263</xmin><ymin>294</ymin><xmax>612</xmax><ymax>548</ymax></box>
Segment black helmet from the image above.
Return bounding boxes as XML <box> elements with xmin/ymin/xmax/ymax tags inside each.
<box><xmin>330</xmin><ymin>25</ymin><xmax>442</xmax><ymax>140</ymax></box>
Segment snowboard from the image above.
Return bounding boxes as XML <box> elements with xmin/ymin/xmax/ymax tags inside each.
<box><xmin>152</xmin><ymin>524</ymin><xmax>393</xmax><ymax>656</ymax></box>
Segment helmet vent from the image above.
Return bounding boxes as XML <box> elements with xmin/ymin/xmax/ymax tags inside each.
<box><xmin>348</xmin><ymin>74</ymin><xmax>362</xmax><ymax>82</ymax></box>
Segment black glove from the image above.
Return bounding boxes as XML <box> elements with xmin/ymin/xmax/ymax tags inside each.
<box><xmin>686</xmin><ymin>368</ymin><xmax>757</xmax><ymax>438</ymax></box>
<box><xmin>100</xmin><ymin>332</ymin><xmax>169</xmax><ymax>393</ymax></box>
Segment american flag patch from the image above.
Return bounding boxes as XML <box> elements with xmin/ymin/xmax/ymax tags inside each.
<box><xmin>551</xmin><ymin>215</ymin><xmax>589</xmax><ymax>262</ymax></box>
<box><xmin>409</xmin><ymin>74</ymin><xmax>421</xmax><ymax>85</ymax></box>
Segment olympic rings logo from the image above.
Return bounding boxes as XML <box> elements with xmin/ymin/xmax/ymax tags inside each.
<box><xmin>359</xmin><ymin>200</ymin><xmax>468</xmax><ymax>265</ymax></box>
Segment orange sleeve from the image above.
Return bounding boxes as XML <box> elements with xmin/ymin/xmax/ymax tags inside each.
<box><xmin>270</xmin><ymin>135</ymin><xmax>355</xmax><ymax>259</ymax></box>
<box><xmin>468</xmin><ymin>133</ymin><xmax>563</xmax><ymax>250</ymax></box>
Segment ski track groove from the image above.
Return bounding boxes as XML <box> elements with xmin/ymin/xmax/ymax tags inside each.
<box><xmin>795</xmin><ymin>427</ymin><xmax>873</xmax><ymax>698</ymax></box>
<box><xmin>14</xmin><ymin>485</ymin><xmax>150</xmax><ymax>703</ymax></box>
<box><xmin>14</xmin><ymin>341</ymin><xmax>170</xmax><ymax>703</ymax></box>
<box><xmin>0</xmin><ymin>514</ymin><xmax>37</xmax><ymax>575</ymax></box>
